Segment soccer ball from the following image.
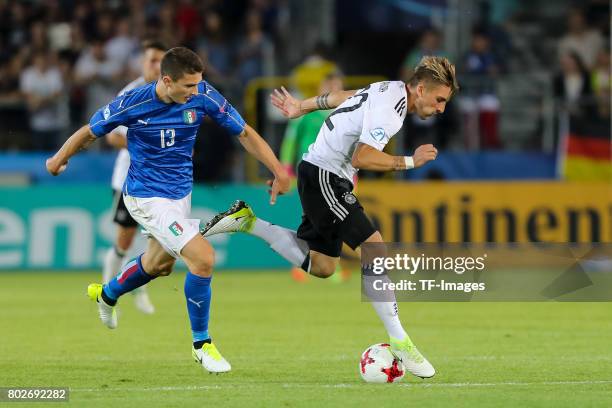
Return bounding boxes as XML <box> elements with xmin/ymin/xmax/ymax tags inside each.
<box><xmin>359</xmin><ymin>343</ymin><xmax>405</xmax><ymax>383</ymax></box>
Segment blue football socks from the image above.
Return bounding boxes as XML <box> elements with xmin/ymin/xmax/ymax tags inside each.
<box><xmin>184</xmin><ymin>272</ymin><xmax>212</xmax><ymax>345</ymax></box>
<box><xmin>103</xmin><ymin>254</ymin><xmax>152</xmax><ymax>304</ymax></box>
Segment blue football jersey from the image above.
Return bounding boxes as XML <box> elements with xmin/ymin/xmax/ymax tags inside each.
<box><xmin>89</xmin><ymin>81</ymin><xmax>245</xmax><ymax>199</ymax></box>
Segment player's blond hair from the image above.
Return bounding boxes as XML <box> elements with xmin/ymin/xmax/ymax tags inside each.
<box><xmin>408</xmin><ymin>56</ymin><xmax>459</xmax><ymax>97</ymax></box>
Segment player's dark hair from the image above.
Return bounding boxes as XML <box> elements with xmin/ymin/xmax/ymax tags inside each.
<box><xmin>141</xmin><ymin>39</ymin><xmax>167</xmax><ymax>53</ymax></box>
<box><xmin>160</xmin><ymin>47</ymin><xmax>204</xmax><ymax>81</ymax></box>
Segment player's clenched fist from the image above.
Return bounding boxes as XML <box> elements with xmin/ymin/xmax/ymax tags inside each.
<box><xmin>412</xmin><ymin>144</ymin><xmax>438</xmax><ymax>168</ymax></box>
<box><xmin>46</xmin><ymin>157</ymin><xmax>67</xmax><ymax>176</ymax></box>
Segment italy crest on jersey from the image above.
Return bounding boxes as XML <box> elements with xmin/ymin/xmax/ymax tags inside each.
<box><xmin>169</xmin><ymin>221</ymin><xmax>184</xmax><ymax>236</ymax></box>
<box><xmin>183</xmin><ymin>109</ymin><xmax>197</xmax><ymax>124</ymax></box>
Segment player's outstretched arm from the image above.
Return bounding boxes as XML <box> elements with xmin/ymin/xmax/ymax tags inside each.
<box><xmin>270</xmin><ymin>86</ymin><xmax>356</xmax><ymax>119</ymax></box>
<box><xmin>238</xmin><ymin>124</ymin><xmax>291</xmax><ymax>204</ymax></box>
<box><xmin>351</xmin><ymin>143</ymin><xmax>438</xmax><ymax>172</ymax></box>
<box><xmin>46</xmin><ymin>125</ymin><xmax>97</xmax><ymax>176</ymax></box>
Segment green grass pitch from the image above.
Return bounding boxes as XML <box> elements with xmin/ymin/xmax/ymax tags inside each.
<box><xmin>1</xmin><ymin>271</ymin><xmax>611</xmax><ymax>407</ymax></box>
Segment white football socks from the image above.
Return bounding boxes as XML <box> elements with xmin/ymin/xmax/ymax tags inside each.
<box><xmin>250</xmin><ymin>219</ymin><xmax>310</xmax><ymax>271</ymax></box>
<box><xmin>103</xmin><ymin>246</ymin><xmax>125</xmax><ymax>284</ymax></box>
<box><xmin>363</xmin><ymin>274</ymin><xmax>408</xmax><ymax>340</ymax></box>
<box><xmin>370</xmin><ymin>301</ymin><xmax>408</xmax><ymax>341</ymax></box>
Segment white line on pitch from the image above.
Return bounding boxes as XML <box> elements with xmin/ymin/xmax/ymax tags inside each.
<box><xmin>72</xmin><ymin>380</ymin><xmax>612</xmax><ymax>393</ymax></box>
<box><xmin>398</xmin><ymin>380</ymin><xmax>612</xmax><ymax>388</ymax></box>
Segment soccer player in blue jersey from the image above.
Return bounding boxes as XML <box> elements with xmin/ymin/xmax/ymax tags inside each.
<box><xmin>102</xmin><ymin>39</ymin><xmax>167</xmax><ymax>315</ymax></box>
<box><xmin>46</xmin><ymin>47</ymin><xmax>290</xmax><ymax>373</ymax></box>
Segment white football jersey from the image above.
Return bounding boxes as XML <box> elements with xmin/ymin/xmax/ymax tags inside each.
<box><xmin>110</xmin><ymin>76</ymin><xmax>147</xmax><ymax>191</ymax></box>
<box><xmin>303</xmin><ymin>81</ymin><xmax>407</xmax><ymax>181</ymax></box>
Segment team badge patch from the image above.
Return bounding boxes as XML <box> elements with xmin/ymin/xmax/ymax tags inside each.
<box><xmin>116</xmin><ymin>209</ymin><xmax>128</xmax><ymax>222</ymax></box>
<box><xmin>103</xmin><ymin>105</ymin><xmax>110</xmax><ymax>120</ymax></box>
<box><xmin>169</xmin><ymin>221</ymin><xmax>184</xmax><ymax>236</ymax></box>
<box><xmin>183</xmin><ymin>109</ymin><xmax>197</xmax><ymax>124</ymax></box>
<box><xmin>369</xmin><ymin>127</ymin><xmax>386</xmax><ymax>142</ymax></box>
<box><xmin>378</xmin><ymin>81</ymin><xmax>389</xmax><ymax>92</ymax></box>
<box><xmin>343</xmin><ymin>193</ymin><xmax>357</xmax><ymax>205</ymax></box>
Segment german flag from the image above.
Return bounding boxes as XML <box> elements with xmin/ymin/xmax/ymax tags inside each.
<box><xmin>562</xmin><ymin>115</ymin><xmax>611</xmax><ymax>181</ymax></box>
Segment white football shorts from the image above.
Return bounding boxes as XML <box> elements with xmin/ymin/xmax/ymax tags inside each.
<box><xmin>123</xmin><ymin>193</ymin><xmax>200</xmax><ymax>258</ymax></box>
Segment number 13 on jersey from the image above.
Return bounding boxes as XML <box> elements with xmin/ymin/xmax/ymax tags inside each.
<box><xmin>160</xmin><ymin>129</ymin><xmax>175</xmax><ymax>148</ymax></box>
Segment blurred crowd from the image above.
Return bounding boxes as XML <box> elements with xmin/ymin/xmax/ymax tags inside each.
<box><xmin>0</xmin><ymin>0</ymin><xmax>609</xmax><ymax>183</ymax></box>
<box><xmin>0</xmin><ymin>0</ymin><xmax>287</xmax><ymax>152</ymax></box>
<box><xmin>397</xmin><ymin>2</ymin><xmax>609</xmax><ymax>151</ymax></box>
<box><xmin>554</xmin><ymin>7</ymin><xmax>610</xmax><ymax>123</ymax></box>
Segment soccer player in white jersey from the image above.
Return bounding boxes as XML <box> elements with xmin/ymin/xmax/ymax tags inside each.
<box><xmin>46</xmin><ymin>47</ymin><xmax>290</xmax><ymax>373</ymax></box>
<box><xmin>102</xmin><ymin>40</ymin><xmax>166</xmax><ymax>315</ymax></box>
<box><xmin>202</xmin><ymin>56</ymin><xmax>458</xmax><ymax>378</ymax></box>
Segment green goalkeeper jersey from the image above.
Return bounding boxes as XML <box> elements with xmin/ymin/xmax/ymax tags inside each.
<box><xmin>280</xmin><ymin>110</ymin><xmax>330</xmax><ymax>172</ymax></box>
